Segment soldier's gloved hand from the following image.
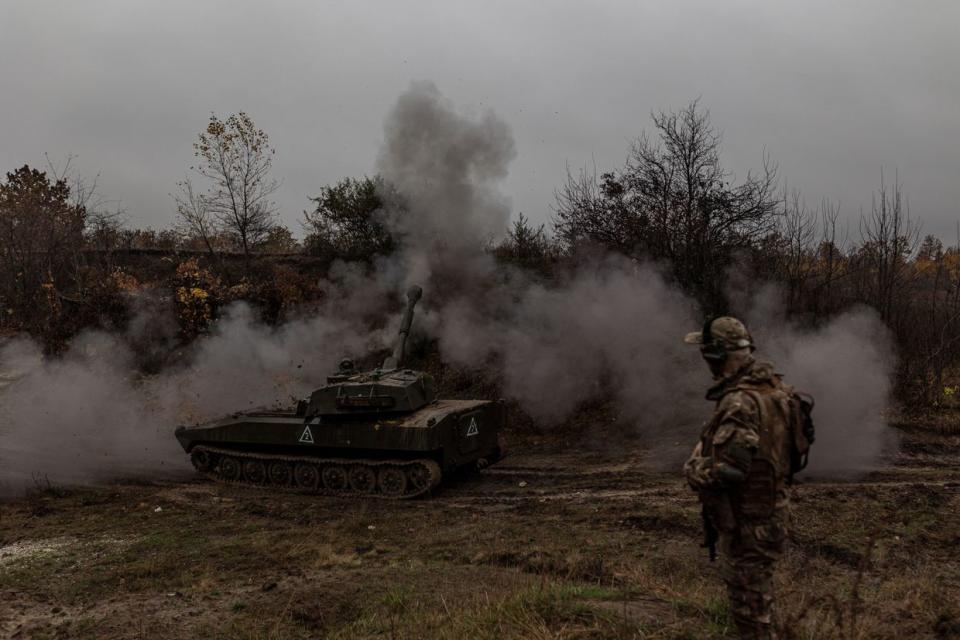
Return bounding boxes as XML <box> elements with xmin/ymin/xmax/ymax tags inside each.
<box><xmin>684</xmin><ymin>454</ymin><xmax>716</xmax><ymax>491</ymax></box>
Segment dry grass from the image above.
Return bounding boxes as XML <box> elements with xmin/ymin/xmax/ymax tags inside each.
<box><xmin>2</xmin><ymin>424</ymin><xmax>958</xmax><ymax>639</ymax></box>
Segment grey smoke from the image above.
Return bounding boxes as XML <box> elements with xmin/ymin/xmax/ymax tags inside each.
<box><xmin>0</xmin><ymin>332</ymin><xmax>185</xmax><ymax>494</ymax></box>
<box><xmin>0</xmin><ymin>82</ymin><xmax>897</xmax><ymax>494</ymax></box>
<box><xmin>377</xmin><ymin>80</ymin><xmax>516</xmax><ymax>288</ymax></box>
<box><xmin>740</xmin><ymin>295</ymin><xmax>896</xmax><ymax>474</ymax></box>
<box><xmin>0</xmin><ymin>300</ymin><xmax>385</xmax><ymax>495</ymax></box>
<box><xmin>435</xmin><ymin>257</ymin><xmax>703</xmax><ymax>428</ymax></box>
<box><xmin>385</xmin><ymin>82</ymin><xmax>898</xmax><ymax>471</ymax></box>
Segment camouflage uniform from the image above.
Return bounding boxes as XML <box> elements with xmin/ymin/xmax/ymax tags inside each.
<box><xmin>685</xmin><ymin>348</ymin><xmax>794</xmax><ymax>639</ymax></box>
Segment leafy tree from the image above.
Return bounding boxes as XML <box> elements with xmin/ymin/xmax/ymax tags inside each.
<box><xmin>181</xmin><ymin>112</ymin><xmax>280</xmax><ymax>261</ymax></box>
<box><xmin>496</xmin><ymin>212</ymin><xmax>551</xmax><ymax>270</ymax></box>
<box><xmin>255</xmin><ymin>224</ymin><xmax>300</xmax><ymax>253</ymax></box>
<box><xmin>302</xmin><ymin>175</ymin><xmax>397</xmax><ymax>261</ymax></box>
<box><xmin>172</xmin><ymin>257</ymin><xmax>221</xmax><ymax>338</ymax></box>
<box><xmin>0</xmin><ymin>165</ymin><xmax>85</xmax><ymax>330</ymax></box>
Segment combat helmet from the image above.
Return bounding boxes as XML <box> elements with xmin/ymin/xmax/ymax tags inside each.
<box><xmin>684</xmin><ymin>316</ymin><xmax>755</xmax><ymax>362</ymax></box>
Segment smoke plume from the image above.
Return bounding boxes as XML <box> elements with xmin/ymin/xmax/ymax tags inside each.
<box><xmin>435</xmin><ymin>257</ymin><xmax>703</xmax><ymax>427</ymax></box>
<box><xmin>377</xmin><ymin>81</ymin><xmax>516</xmax><ymax>289</ymax></box>
<box><xmin>0</xmin><ymin>82</ymin><xmax>897</xmax><ymax>494</ymax></box>
<box><xmin>0</xmin><ymin>300</ymin><xmax>384</xmax><ymax>495</ymax></box>
<box><xmin>734</xmin><ymin>284</ymin><xmax>897</xmax><ymax>474</ymax></box>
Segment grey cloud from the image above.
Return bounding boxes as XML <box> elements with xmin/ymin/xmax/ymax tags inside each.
<box><xmin>0</xmin><ymin>1</ymin><xmax>957</xmax><ymax>237</ymax></box>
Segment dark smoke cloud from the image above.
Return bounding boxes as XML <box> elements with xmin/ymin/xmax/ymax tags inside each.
<box><xmin>377</xmin><ymin>80</ymin><xmax>516</xmax><ymax>288</ymax></box>
<box><xmin>0</xmin><ymin>82</ymin><xmax>897</xmax><ymax>495</ymax></box>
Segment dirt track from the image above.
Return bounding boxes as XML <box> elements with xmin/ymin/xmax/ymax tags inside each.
<box><xmin>2</xmin><ymin>428</ymin><xmax>959</xmax><ymax>639</ymax></box>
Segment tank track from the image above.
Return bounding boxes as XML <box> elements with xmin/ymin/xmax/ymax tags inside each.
<box><xmin>190</xmin><ymin>445</ymin><xmax>442</xmax><ymax>499</ymax></box>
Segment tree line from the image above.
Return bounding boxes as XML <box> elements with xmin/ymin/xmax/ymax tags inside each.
<box><xmin>0</xmin><ymin>103</ymin><xmax>956</xmax><ymax>407</ymax></box>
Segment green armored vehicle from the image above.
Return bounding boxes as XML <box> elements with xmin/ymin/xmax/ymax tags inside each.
<box><xmin>175</xmin><ymin>286</ymin><xmax>505</xmax><ymax>498</ymax></box>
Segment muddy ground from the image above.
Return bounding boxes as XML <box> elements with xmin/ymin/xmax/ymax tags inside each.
<box><xmin>1</xmin><ymin>424</ymin><xmax>959</xmax><ymax>640</ymax></box>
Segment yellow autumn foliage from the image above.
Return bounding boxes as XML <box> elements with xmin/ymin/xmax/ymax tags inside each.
<box><xmin>173</xmin><ymin>258</ymin><xmax>220</xmax><ymax>338</ymax></box>
<box><xmin>111</xmin><ymin>268</ymin><xmax>140</xmax><ymax>292</ymax></box>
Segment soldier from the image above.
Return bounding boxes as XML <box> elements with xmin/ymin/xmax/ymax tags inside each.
<box><xmin>683</xmin><ymin>317</ymin><xmax>799</xmax><ymax>640</ymax></box>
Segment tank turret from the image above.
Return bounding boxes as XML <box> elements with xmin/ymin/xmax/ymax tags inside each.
<box><xmin>299</xmin><ymin>285</ymin><xmax>436</xmax><ymax>417</ymax></box>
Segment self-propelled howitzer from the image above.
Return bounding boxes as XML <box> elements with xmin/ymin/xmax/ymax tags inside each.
<box><xmin>174</xmin><ymin>286</ymin><xmax>505</xmax><ymax>498</ymax></box>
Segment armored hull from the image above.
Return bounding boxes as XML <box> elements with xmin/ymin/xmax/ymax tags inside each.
<box><xmin>174</xmin><ymin>286</ymin><xmax>505</xmax><ymax>498</ymax></box>
<box><xmin>175</xmin><ymin>399</ymin><xmax>504</xmax><ymax>498</ymax></box>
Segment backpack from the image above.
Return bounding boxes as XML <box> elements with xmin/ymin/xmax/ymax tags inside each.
<box><xmin>785</xmin><ymin>387</ymin><xmax>816</xmax><ymax>478</ymax></box>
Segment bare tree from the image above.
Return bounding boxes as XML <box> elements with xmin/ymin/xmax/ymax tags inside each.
<box><xmin>173</xmin><ymin>177</ymin><xmax>219</xmax><ymax>261</ymax></box>
<box><xmin>554</xmin><ymin>100</ymin><xmax>780</xmax><ymax>310</ymax></box>
<box><xmin>629</xmin><ymin>102</ymin><xmax>780</xmax><ymax>303</ymax></box>
<box><xmin>187</xmin><ymin>112</ymin><xmax>279</xmax><ymax>261</ymax></box>
<box><xmin>777</xmin><ymin>189</ymin><xmax>818</xmax><ymax>311</ymax></box>
<box><xmin>812</xmin><ymin>199</ymin><xmax>847</xmax><ymax>316</ymax></box>
<box><xmin>553</xmin><ymin>165</ymin><xmax>644</xmax><ymax>255</ymax></box>
<box><xmin>857</xmin><ymin>170</ymin><xmax>920</xmax><ymax>325</ymax></box>
<box><xmin>45</xmin><ymin>153</ymin><xmax>126</xmax><ymax>257</ymax></box>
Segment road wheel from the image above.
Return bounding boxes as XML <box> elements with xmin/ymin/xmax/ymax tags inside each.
<box><xmin>294</xmin><ymin>464</ymin><xmax>320</xmax><ymax>490</ymax></box>
<box><xmin>268</xmin><ymin>462</ymin><xmax>292</xmax><ymax>486</ymax></box>
<box><xmin>321</xmin><ymin>465</ymin><xmax>347</xmax><ymax>491</ymax></box>
<box><xmin>378</xmin><ymin>467</ymin><xmax>407</xmax><ymax>497</ymax></box>
<box><xmin>407</xmin><ymin>463</ymin><xmax>431</xmax><ymax>491</ymax></box>
<box><xmin>219</xmin><ymin>457</ymin><xmax>241</xmax><ymax>481</ymax></box>
<box><xmin>348</xmin><ymin>466</ymin><xmax>377</xmax><ymax>493</ymax></box>
<box><xmin>243</xmin><ymin>460</ymin><xmax>266</xmax><ymax>484</ymax></box>
<box><xmin>190</xmin><ymin>449</ymin><xmax>212</xmax><ymax>472</ymax></box>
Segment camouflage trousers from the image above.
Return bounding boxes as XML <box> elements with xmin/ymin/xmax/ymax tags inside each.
<box><xmin>717</xmin><ymin>511</ymin><xmax>787</xmax><ymax>640</ymax></box>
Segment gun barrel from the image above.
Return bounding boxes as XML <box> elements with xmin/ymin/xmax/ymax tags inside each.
<box><xmin>383</xmin><ymin>285</ymin><xmax>422</xmax><ymax>370</ymax></box>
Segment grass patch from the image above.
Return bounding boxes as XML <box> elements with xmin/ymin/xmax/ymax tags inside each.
<box><xmin>2</xmin><ymin>441</ymin><xmax>959</xmax><ymax>640</ymax></box>
<box><xmin>326</xmin><ymin>580</ymin><xmax>643</xmax><ymax>640</ymax></box>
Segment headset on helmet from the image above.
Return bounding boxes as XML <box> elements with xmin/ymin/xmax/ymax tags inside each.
<box><xmin>699</xmin><ymin>317</ymin><xmax>728</xmax><ymax>363</ymax></box>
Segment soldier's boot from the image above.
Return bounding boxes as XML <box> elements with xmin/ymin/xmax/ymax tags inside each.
<box><xmin>728</xmin><ymin>585</ymin><xmax>776</xmax><ymax>640</ymax></box>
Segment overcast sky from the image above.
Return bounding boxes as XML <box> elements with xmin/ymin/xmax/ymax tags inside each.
<box><xmin>2</xmin><ymin>1</ymin><xmax>958</xmax><ymax>240</ymax></box>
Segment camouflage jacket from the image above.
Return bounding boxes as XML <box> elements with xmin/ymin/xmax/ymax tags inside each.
<box><xmin>685</xmin><ymin>359</ymin><xmax>793</xmax><ymax>527</ymax></box>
